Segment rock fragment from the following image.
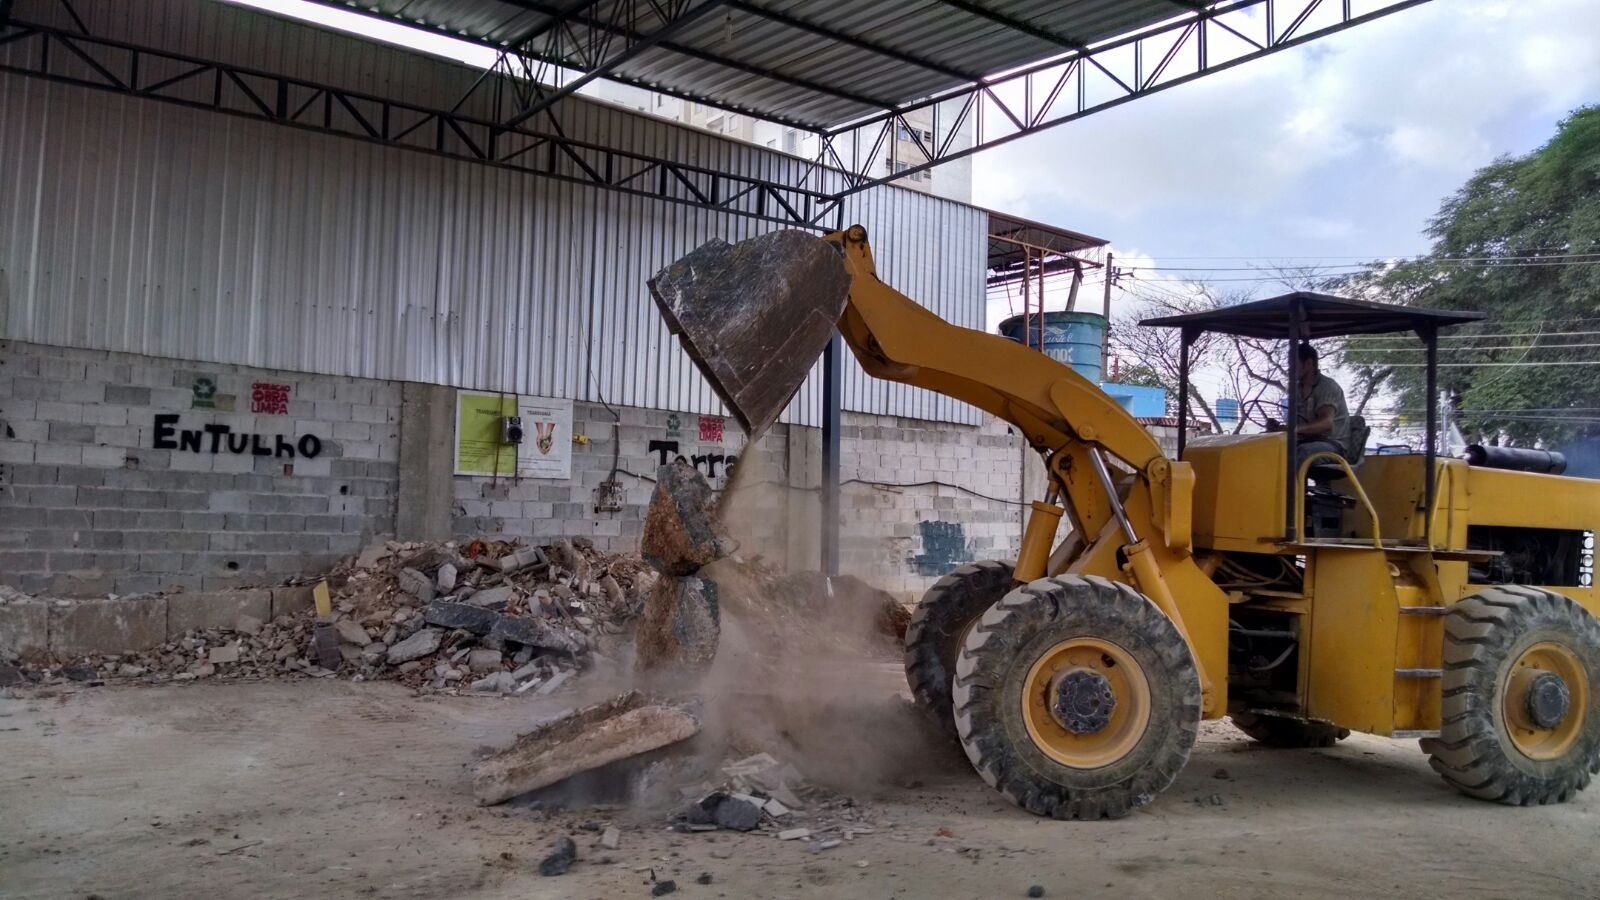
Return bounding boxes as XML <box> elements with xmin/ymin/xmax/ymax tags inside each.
<box><xmin>538</xmin><ymin>836</ymin><xmax>577</xmax><ymax>876</ymax></box>
<box><xmin>386</xmin><ymin>628</ymin><xmax>443</xmax><ymax>665</ymax></box>
<box><xmin>640</xmin><ymin>460</ymin><xmax>730</xmax><ymax>576</ymax></box>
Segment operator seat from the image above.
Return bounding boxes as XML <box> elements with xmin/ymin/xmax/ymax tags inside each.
<box><xmin>1305</xmin><ymin>414</ymin><xmax>1369</xmax><ymax>538</ymax></box>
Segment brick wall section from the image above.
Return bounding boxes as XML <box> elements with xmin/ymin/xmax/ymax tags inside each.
<box><xmin>0</xmin><ymin>341</ymin><xmax>400</xmax><ymax>595</ymax></box>
<box><xmin>2</xmin><ymin>341</ymin><xmax>1022</xmax><ymax>604</ymax></box>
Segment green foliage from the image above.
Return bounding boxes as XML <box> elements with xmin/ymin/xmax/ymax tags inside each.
<box><xmin>1338</xmin><ymin>106</ymin><xmax>1600</xmax><ymax>445</ymax></box>
<box><xmin>1107</xmin><ymin>362</ymin><xmax>1166</xmax><ymax>389</ymax></box>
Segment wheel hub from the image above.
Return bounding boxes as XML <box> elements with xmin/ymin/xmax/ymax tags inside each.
<box><xmin>1525</xmin><ymin>671</ymin><xmax>1571</xmax><ymax>730</ymax></box>
<box><xmin>1052</xmin><ymin>670</ymin><xmax>1117</xmax><ymax>735</ymax></box>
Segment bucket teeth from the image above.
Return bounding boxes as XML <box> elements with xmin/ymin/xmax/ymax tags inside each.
<box><xmin>649</xmin><ymin>231</ymin><xmax>850</xmax><ymax>442</ymax></box>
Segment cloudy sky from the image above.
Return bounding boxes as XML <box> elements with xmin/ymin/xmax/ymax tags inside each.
<box><xmin>974</xmin><ymin>0</ymin><xmax>1600</xmax><ymax>313</ymax></box>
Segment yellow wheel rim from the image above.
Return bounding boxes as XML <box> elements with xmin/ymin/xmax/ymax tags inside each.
<box><xmin>1022</xmin><ymin>637</ymin><xmax>1151</xmax><ymax>769</ymax></box>
<box><xmin>1502</xmin><ymin>641</ymin><xmax>1588</xmax><ymax>761</ymax></box>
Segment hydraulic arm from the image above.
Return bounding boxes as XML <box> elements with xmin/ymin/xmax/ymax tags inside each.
<box><xmin>651</xmin><ymin>225</ymin><xmax>1230</xmax><ymax>715</ymax></box>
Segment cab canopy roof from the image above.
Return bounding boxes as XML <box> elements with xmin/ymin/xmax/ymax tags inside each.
<box><xmin>1140</xmin><ymin>291</ymin><xmax>1485</xmax><ymax>341</ymax></box>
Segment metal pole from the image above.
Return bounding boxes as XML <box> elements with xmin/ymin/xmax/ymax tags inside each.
<box><xmin>1177</xmin><ymin>331</ymin><xmax>1192</xmax><ymax>457</ymax></box>
<box><xmin>1101</xmin><ymin>252</ymin><xmax>1114</xmax><ymax>369</ymax></box>
<box><xmin>821</xmin><ymin>329</ymin><xmax>842</xmax><ymax>576</ymax></box>
<box><xmin>1284</xmin><ymin>301</ymin><xmax>1302</xmax><ymax>541</ymax></box>
<box><xmin>1424</xmin><ymin>327</ymin><xmax>1438</xmax><ymax>546</ymax></box>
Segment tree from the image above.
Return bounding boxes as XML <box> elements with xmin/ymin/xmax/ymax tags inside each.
<box><xmin>1336</xmin><ymin>106</ymin><xmax>1600</xmax><ymax>446</ymax></box>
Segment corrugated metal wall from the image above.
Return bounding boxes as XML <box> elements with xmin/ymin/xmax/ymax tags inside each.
<box><xmin>0</xmin><ymin>0</ymin><xmax>986</xmax><ymax>426</ymax></box>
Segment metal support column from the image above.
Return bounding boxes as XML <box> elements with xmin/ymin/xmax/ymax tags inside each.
<box><xmin>1283</xmin><ymin>300</ymin><xmax>1303</xmax><ymax>541</ymax></box>
<box><xmin>821</xmin><ymin>330</ymin><xmax>843</xmax><ymax>576</ymax></box>
<box><xmin>1423</xmin><ymin>327</ymin><xmax>1438</xmax><ymax>545</ymax></box>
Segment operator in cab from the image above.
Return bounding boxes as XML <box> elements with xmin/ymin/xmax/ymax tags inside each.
<box><xmin>1267</xmin><ymin>343</ymin><xmax>1350</xmax><ymax>470</ymax></box>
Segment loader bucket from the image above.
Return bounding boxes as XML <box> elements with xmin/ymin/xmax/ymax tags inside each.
<box><xmin>648</xmin><ymin>230</ymin><xmax>850</xmax><ymax>443</ymax></box>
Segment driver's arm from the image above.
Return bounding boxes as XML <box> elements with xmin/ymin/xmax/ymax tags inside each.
<box><xmin>1295</xmin><ymin>404</ymin><xmax>1335</xmax><ymax>438</ymax></box>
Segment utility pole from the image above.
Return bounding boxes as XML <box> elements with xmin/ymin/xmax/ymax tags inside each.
<box><xmin>1101</xmin><ymin>252</ymin><xmax>1115</xmax><ymax>372</ymax></box>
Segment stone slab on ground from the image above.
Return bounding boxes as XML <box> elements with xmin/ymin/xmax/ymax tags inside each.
<box><xmin>0</xmin><ymin>600</ymin><xmax>50</xmax><ymax>658</ymax></box>
<box><xmin>167</xmin><ymin>590</ymin><xmax>271</xmax><ymax>637</ymax></box>
<box><xmin>50</xmin><ymin>595</ymin><xmax>168</xmax><ymax>656</ymax></box>
<box><xmin>472</xmin><ymin>691</ymin><xmax>700</xmax><ymax>805</ymax></box>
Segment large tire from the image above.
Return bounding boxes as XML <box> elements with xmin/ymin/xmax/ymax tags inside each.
<box><xmin>1230</xmin><ymin>711</ymin><xmax>1349</xmax><ymax>748</ymax></box>
<box><xmin>904</xmin><ymin>560</ymin><xmax>1015</xmax><ymax>732</ymax></box>
<box><xmin>952</xmin><ymin>575</ymin><xmax>1201</xmax><ymax>820</ymax></box>
<box><xmin>1422</xmin><ymin>586</ymin><xmax>1600</xmax><ymax>805</ymax></box>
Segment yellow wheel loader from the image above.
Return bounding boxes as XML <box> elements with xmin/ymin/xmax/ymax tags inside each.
<box><xmin>648</xmin><ymin>226</ymin><xmax>1600</xmax><ymax>819</ymax></box>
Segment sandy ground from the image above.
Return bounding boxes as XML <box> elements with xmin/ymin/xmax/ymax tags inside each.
<box><xmin>3</xmin><ymin>669</ymin><xmax>1598</xmax><ymax>900</ymax></box>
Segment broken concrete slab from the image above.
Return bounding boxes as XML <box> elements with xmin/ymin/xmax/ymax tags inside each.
<box><xmin>634</xmin><ymin>575</ymin><xmax>719</xmax><ymax>674</ymax></box>
<box><xmin>166</xmin><ymin>590</ymin><xmax>270</xmax><ymax>637</ymax></box>
<box><xmin>466</xmin><ymin>648</ymin><xmax>503</xmax><ymax>674</ymax></box>
<box><xmin>422</xmin><ymin>600</ymin><xmax>499</xmax><ymax>635</ymax></box>
<box><xmin>436</xmin><ymin>563</ymin><xmax>458</xmax><ymax>593</ymax></box>
<box><xmin>472</xmin><ymin>691</ymin><xmax>700</xmax><ymax>806</ymax></box>
<box><xmin>490</xmin><ymin>616</ymin><xmax>583</xmax><ymax>656</ymax></box>
<box><xmin>641</xmin><ymin>460</ymin><xmax>731</xmax><ymax>576</ymax></box>
<box><xmin>270</xmin><ymin>585</ymin><xmax>315</xmax><ymax>619</ymax></box>
<box><xmin>208</xmin><ymin>644</ymin><xmax>240</xmax><ymax>664</ymax></box>
<box><xmin>386</xmin><ymin>627</ymin><xmax>442</xmax><ymax>665</ymax></box>
<box><xmin>465</xmin><ymin>585</ymin><xmax>514</xmax><ymax>610</ymax></box>
<box><xmin>50</xmin><ymin>595</ymin><xmax>168</xmax><ymax>656</ymax></box>
<box><xmin>0</xmin><ymin>599</ymin><xmax>50</xmax><ymax>658</ymax></box>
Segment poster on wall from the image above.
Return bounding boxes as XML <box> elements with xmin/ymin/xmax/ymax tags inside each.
<box><xmin>453</xmin><ymin>391</ymin><xmax>573</xmax><ymax>479</ymax></box>
<box><xmin>515</xmin><ymin>395</ymin><xmax>573</xmax><ymax>480</ymax></box>
<box><xmin>454</xmin><ymin>391</ymin><xmax>518</xmax><ymax>476</ymax></box>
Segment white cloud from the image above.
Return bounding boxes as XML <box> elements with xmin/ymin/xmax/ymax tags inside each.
<box><xmin>973</xmin><ymin>0</ymin><xmax>1600</xmax><ymax>221</ymax></box>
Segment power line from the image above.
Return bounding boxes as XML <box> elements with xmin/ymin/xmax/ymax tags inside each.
<box><xmin>1121</xmin><ymin>252</ymin><xmax>1600</xmax><ymax>272</ymax></box>
<box><xmin>1346</xmin><ymin>343</ymin><xmax>1600</xmax><ymax>353</ymax></box>
<box><xmin>1364</xmin><ymin>360</ymin><xmax>1600</xmax><ymax>368</ymax></box>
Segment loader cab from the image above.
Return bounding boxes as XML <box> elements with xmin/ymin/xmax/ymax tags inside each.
<box><xmin>1141</xmin><ymin>292</ymin><xmax>1484</xmax><ymax>548</ymax></box>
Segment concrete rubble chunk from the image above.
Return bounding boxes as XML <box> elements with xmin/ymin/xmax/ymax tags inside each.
<box><xmin>397</xmin><ymin>568</ymin><xmax>436</xmax><ymax>603</ymax></box>
<box><xmin>465</xmin><ymin>585</ymin><xmax>514</xmax><ymax>610</ymax></box>
<box><xmin>535</xmin><ymin>669</ymin><xmax>572</xmax><ymax>695</ymax></box>
<box><xmin>234</xmin><ymin>615</ymin><xmax>264</xmax><ymax>637</ymax></box>
<box><xmin>776</xmin><ymin>828</ymin><xmax>811</xmax><ymax>841</ymax></box>
<box><xmin>499</xmin><ymin>547</ymin><xmax>548</xmax><ymax>574</ymax></box>
<box><xmin>539</xmin><ymin>836</ymin><xmax>577</xmax><ymax>877</ymax></box>
<box><xmin>705</xmin><ymin>794</ymin><xmax>761</xmax><ymax>832</ymax></box>
<box><xmin>471</xmin><ymin>671</ymin><xmax>518</xmax><ymax>693</ymax></box>
<box><xmin>386</xmin><ymin>627</ymin><xmax>443</xmax><ymax>665</ymax></box>
<box><xmin>466</xmin><ymin>648</ymin><xmax>503</xmax><ymax>674</ymax></box>
<box><xmin>208</xmin><ymin>644</ymin><xmax>240</xmax><ymax>664</ymax></box>
<box><xmin>641</xmin><ymin>461</ymin><xmax>731</xmax><ymax>576</ymax></box>
<box><xmin>436</xmin><ymin>563</ymin><xmax>458</xmax><ymax>593</ymax></box>
<box><xmin>334</xmin><ymin>619</ymin><xmax>372</xmax><ymax>646</ymax></box>
<box><xmin>491</xmin><ymin>617</ymin><xmax>584</xmax><ymax>655</ymax></box>
<box><xmin>634</xmin><ymin>575</ymin><xmax>719</xmax><ymax>674</ymax></box>
<box><xmin>472</xmin><ymin>691</ymin><xmax>700</xmax><ymax>806</ymax></box>
<box><xmin>600</xmin><ymin>826</ymin><xmax>621</xmax><ymax>850</ymax></box>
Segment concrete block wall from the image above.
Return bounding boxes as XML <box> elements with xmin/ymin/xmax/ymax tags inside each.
<box><xmin>450</xmin><ymin>401</ymin><xmax>762</xmax><ymax>553</ymax></box>
<box><xmin>2</xmin><ymin>340</ymin><xmax>1021</xmax><ymax>605</ymax></box>
<box><xmin>837</xmin><ymin>413</ymin><xmax>1024</xmax><ymax>601</ymax></box>
<box><xmin>0</xmin><ymin>340</ymin><xmax>401</xmax><ymax>595</ymax></box>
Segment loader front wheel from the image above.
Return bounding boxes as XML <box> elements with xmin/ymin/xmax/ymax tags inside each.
<box><xmin>1422</xmin><ymin>586</ymin><xmax>1600</xmax><ymax>805</ymax></box>
<box><xmin>952</xmin><ymin>576</ymin><xmax>1200</xmax><ymax>820</ymax></box>
<box><xmin>905</xmin><ymin>560</ymin><xmax>1015</xmax><ymax>733</ymax></box>
<box><xmin>1229</xmin><ymin>711</ymin><xmax>1349</xmax><ymax>748</ymax></box>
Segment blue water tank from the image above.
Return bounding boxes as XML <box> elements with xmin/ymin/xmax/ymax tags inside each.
<box><xmin>1215</xmin><ymin>398</ymin><xmax>1240</xmax><ymax>425</ymax></box>
<box><xmin>998</xmin><ymin>311</ymin><xmax>1107</xmax><ymax>382</ymax></box>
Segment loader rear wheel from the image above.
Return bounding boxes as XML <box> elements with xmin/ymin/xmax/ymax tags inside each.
<box><xmin>1229</xmin><ymin>712</ymin><xmax>1349</xmax><ymax>748</ymax></box>
<box><xmin>1421</xmin><ymin>586</ymin><xmax>1600</xmax><ymax>806</ymax></box>
<box><xmin>904</xmin><ymin>560</ymin><xmax>1015</xmax><ymax>733</ymax></box>
<box><xmin>952</xmin><ymin>576</ymin><xmax>1200</xmax><ymax>820</ymax></box>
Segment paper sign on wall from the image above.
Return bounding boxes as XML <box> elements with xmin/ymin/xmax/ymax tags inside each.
<box><xmin>516</xmin><ymin>396</ymin><xmax>573</xmax><ymax>480</ymax></box>
<box><xmin>454</xmin><ymin>391</ymin><xmax>573</xmax><ymax>479</ymax></box>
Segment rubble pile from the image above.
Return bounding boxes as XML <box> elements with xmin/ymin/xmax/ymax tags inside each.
<box><xmin>3</xmin><ymin>537</ymin><xmax>654</xmax><ymax>693</ymax></box>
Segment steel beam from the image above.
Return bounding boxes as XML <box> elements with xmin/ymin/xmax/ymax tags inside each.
<box><xmin>821</xmin><ymin>0</ymin><xmax>1433</xmax><ymax>198</ymax></box>
<box><xmin>0</xmin><ymin>21</ymin><xmax>835</xmax><ymax>229</ymax></box>
<box><xmin>723</xmin><ymin>0</ymin><xmax>983</xmax><ymax>82</ymax></box>
<box><xmin>501</xmin><ymin>0</ymin><xmax>727</xmax><ymax>130</ymax></box>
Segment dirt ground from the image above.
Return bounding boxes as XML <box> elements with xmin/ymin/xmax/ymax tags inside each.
<box><xmin>4</xmin><ymin>667</ymin><xmax>1598</xmax><ymax>900</ymax></box>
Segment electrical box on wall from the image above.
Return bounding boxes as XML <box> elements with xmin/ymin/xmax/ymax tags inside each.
<box><xmin>501</xmin><ymin>415</ymin><xmax>524</xmax><ymax>444</ymax></box>
<box><xmin>594</xmin><ymin>480</ymin><xmax>624</xmax><ymax>513</ymax></box>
